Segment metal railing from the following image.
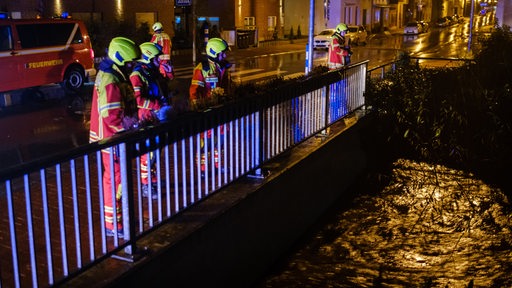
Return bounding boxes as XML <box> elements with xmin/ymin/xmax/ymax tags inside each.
<box><xmin>0</xmin><ymin>61</ymin><xmax>369</xmax><ymax>288</ymax></box>
<box><xmin>366</xmin><ymin>56</ymin><xmax>474</xmax><ymax>79</ymax></box>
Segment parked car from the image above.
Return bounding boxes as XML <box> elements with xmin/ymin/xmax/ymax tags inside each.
<box><xmin>404</xmin><ymin>21</ymin><xmax>423</xmax><ymax>35</ymax></box>
<box><xmin>419</xmin><ymin>21</ymin><xmax>429</xmax><ymax>33</ymax></box>
<box><xmin>313</xmin><ymin>29</ymin><xmax>335</xmax><ymax>49</ymax></box>
<box><xmin>346</xmin><ymin>25</ymin><xmax>368</xmax><ymax>45</ymax></box>
<box><xmin>452</xmin><ymin>14</ymin><xmax>465</xmax><ymax>24</ymax></box>
<box><xmin>436</xmin><ymin>17</ymin><xmax>450</xmax><ymax>27</ymax></box>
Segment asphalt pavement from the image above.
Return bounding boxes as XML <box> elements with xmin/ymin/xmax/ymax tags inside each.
<box><xmin>171</xmin><ymin>37</ymin><xmax>309</xmax><ymax>67</ymax></box>
<box><xmin>170</xmin><ymin>27</ymin><xmax>399</xmax><ymax>67</ymax></box>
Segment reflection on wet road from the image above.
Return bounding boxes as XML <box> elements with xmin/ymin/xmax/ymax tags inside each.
<box><xmin>0</xmin><ymin>14</ymin><xmax>495</xmax><ymax>170</ymax></box>
<box><xmin>0</xmin><ymin>89</ymin><xmax>90</xmax><ymax>169</ymax></box>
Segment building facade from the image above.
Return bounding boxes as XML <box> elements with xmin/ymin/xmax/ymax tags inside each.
<box><xmin>3</xmin><ymin>0</ymin><xmax>501</xmax><ymax>48</ymax></box>
<box><xmin>1</xmin><ymin>0</ymin><xmax>405</xmax><ymax>42</ymax></box>
<box><xmin>0</xmin><ymin>0</ymin><xmax>175</xmax><ymax>38</ymax></box>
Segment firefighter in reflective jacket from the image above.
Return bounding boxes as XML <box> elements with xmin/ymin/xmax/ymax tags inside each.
<box><xmin>327</xmin><ymin>23</ymin><xmax>352</xmax><ymax>70</ymax></box>
<box><xmin>189</xmin><ymin>37</ymin><xmax>231</xmax><ymax>173</ymax></box>
<box><xmin>89</xmin><ymin>37</ymin><xmax>139</xmax><ymax>237</ymax></box>
<box><xmin>130</xmin><ymin>42</ymin><xmax>172</xmax><ymax>199</ymax></box>
<box><xmin>151</xmin><ymin>22</ymin><xmax>174</xmax><ymax>79</ymax></box>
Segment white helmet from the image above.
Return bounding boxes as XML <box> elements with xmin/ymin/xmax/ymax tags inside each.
<box><xmin>152</xmin><ymin>22</ymin><xmax>163</xmax><ymax>32</ymax></box>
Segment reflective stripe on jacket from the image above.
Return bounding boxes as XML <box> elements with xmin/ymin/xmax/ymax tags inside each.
<box><xmin>327</xmin><ymin>36</ymin><xmax>345</xmax><ymax>69</ymax></box>
<box><xmin>130</xmin><ymin>64</ymin><xmax>164</xmax><ymax>121</ymax></box>
<box><xmin>151</xmin><ymin>32</ymin><xmax>172</xmax><ymax>61</ymax></box>
<box><xmin>189</xmin><ymin>60</ymin><xmax>229</xmax><ymax>102</ymax></box>
<box><xmin>89</xmin><ymin>60</ymin><xmax>131</xmax><ymax>143</ymax></box>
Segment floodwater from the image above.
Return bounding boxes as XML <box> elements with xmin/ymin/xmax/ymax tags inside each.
<box><xmin>256</xmin><ymin>159</ymin><xmax>512</xmax><ymax>287</ymax></box>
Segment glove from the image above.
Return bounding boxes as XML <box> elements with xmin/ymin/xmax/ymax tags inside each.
<box><xmin>157</xmin><ymin>105</ymin><xmax>172</xmax><ymax>121</ymax></box>
<box><xmin>190</xmin><ymin>99</ymin><xmax>198</xmax><ymax>111</ymax></box>
<box><xmin>160</xmin><ymin>62</ymin><xmax>174</xmax><ymax>80</ymax></box>
<box><xmin>122</xmin><ymin>115</ymin><xmax>139</xmax><ymax>130</ymax></box>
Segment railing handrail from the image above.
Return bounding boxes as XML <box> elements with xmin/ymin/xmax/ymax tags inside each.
<box><xmin>0</xmin><ymin>61</ymin><xmax>369</xmax><ymax>287</ymax></box>
<box><xmin>0</xmin><ymin>57</ymin><xmax>464</xmax><ymax>287</ymax></box>
<box><xmin>0</xmin><ymin>60</ymin><xmax>369</xmax><ymax>181</ymax></box>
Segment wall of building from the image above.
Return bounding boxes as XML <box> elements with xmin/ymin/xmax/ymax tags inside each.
<box><xmin>196</xmin><ymin>0</ymin><xmax>236</xmax><ymax>30</ymax></box>
<box><xmin>328</xmin><ymin>0</ymin><xmax>342</xmax><ymax>29</ymax></box>
<box><xmin>284</xmin><ymin>0</ymin><xmax>310</xmax><ymax>37</ymax></box>
<box><xmin>496</xmin><ymin>0</ymin><xmax>511</xmax><ymax>28</ymax></box>
<box><xmin>0</xmin><ymin>0</ymin><xmax>41</xmax><ymax>18</ymax></box>
<box><xmin>0</xmin><ymin>0</ymin><xmax>175</xmax><ymax>37</ymax></box>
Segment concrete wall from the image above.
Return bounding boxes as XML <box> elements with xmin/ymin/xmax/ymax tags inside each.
<box><xmin>64</xmin><ymin>112</ymin><xmax>379</xmax><ymax>288</ymax></box>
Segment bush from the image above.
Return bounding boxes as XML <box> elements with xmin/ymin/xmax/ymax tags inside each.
<box><xmin>365</xmin><ymin>28</ymin><xmax>512</xmax><ymax>192</ymax></box>
<box><xmin>289</xmin><ymin>26</ymin><xmax>295</xmax><ymax>40</ymax></box>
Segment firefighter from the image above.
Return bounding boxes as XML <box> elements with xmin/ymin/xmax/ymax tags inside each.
<box><xmin>189</xmin><ymin>37</ymin><xmax>231</xmax><ymax>174</ymax></box>
<box><xmin>89</xmin><ymin>37</ymin><xmax>140</xmax><ymax>238</ymax></box>
<box><xmin>327</xmin><ymin>24</ymin><xmax>352</xmax><ymax>118</ymax></box>
<box><xmin>327</xmin><ymin>23</ymin><xmax>352</xmax><ymax>70</ymax></box>
<box><xmin>189</xmin><ymin>37</ymin><xmax>231</xmax><ymax>109</ymax></box>
<box><xmin>130</xmin><ymin>42</ymin><xmax>172</xmax><ymax>199</ymax></box>
<box><xmin>151</xmin><ymin>22</ymin><xmax>174</xmax><ymax>79</ymax></box>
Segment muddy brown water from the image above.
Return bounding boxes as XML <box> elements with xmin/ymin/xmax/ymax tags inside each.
<box><xmin>255</xmin><ymin>159</ymin><xmax>512</xmax><ymax>287</ymax></box>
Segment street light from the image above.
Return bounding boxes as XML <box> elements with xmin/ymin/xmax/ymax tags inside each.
<box><xmin>467</xmin><ymin>0</ymin><xmax>475</xmax><ymax>53</ymax></box>
<box><xmin>306</xmin><ymin>0</ymin><xmax>314</xmax><ymax>74</ymax></box>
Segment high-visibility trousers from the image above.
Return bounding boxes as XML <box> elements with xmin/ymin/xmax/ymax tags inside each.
<box><xmin>141</xmin><ymin>151</ymin><xmax>157</xmax><ymax>185</ymax></box>
<box><xmin>196</xmin><ymin>126</ymin><xmax>225</xmax><ymax>172</ymax></box>
<box><xmin>102</xmin><ymin>151</ymin><xmax>122</xmax><ymax>231</ymax></box>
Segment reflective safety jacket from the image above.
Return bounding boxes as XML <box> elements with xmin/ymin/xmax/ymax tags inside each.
<box><xmin>151</xmin><ymin>32</ymin><xmax>174</xmax><ymax>79</ymax></box>
<box><xmin>89</xmin><ymin>58</ymin><xmax>135</xmax><ymax>143</ymax></box>
<box><xmin>151</xmin><ymin>32</ymin><xmax>172</xmax><ymax>62</ymax></box>
<box><xmin>189</xmin><ymin>59</ymin><xmax>230</xmax><ymax>104</ymax></box>
<box><xmin>327</xmin><ymin>34</ymin><xmax>350</xmax><ymax>70</ymax></box>
<box><xmin>130</xmin><ymin>62</ymin><xmax>167</xmax><ymax>123</ymax></box>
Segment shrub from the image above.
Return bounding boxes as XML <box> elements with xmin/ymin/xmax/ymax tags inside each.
<box><xmin>365</xmin><ymin>28</ymin><xmax>512</xmax><ymax>192</ymax></box>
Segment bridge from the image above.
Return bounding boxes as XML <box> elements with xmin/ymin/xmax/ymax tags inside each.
<box><xmin>0</xmin><ymin>57</ymin><xmax>469</xmax><ymax>287</ymax></box>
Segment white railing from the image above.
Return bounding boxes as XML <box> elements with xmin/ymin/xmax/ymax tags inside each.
<box><xmin>0</xmin><ymin>61</ymin><xmax>368</xmax><ymax>288</ymax></box>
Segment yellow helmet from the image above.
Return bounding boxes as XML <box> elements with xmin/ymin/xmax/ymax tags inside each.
<box><xmin>139</xmin><ymin>42</ymin><xmax>162</xmax><ymax>64</ymax></box>
<box><xmin>108</xmin><ymin>37</ymin><xmax>139</xmax><ymax>66</ymax></box>
<box><xmin>335</xmin><ymin>23</ymin><xmax>348</xmax><ymax>34</ymax></box>
<box><xmin>152</xmin><ymin>22</ymin><xmax>163</xmax><ymax>32</ymax></box>
<box><xmin>206</xmin><ymin>38</ymin><xmax>229</xmax><ymax>59</ymax></box>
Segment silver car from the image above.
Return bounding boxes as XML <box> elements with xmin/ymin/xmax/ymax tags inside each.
<box><xmin>346</xmin><ymin>25</ymin><xmax>368</xmax><ymax>45</ymax></box>
<box><xmin>404</xmin><ymin>21</ymin><xmax>422</xmax><ymax>34</ymax></box>
<box><xmin>313</xmin><ymin>29</ymin><xmax>335</xmax><ymax>49</ymax></box>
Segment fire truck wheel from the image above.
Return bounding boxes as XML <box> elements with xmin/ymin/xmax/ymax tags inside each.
<box><xmin>62</xmin><ymin>66</ymin><xmax>85</xmax><ymax>92</ymax></box>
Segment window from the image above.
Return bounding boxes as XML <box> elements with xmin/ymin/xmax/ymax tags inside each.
<box><xmin>268</xmin><ymin>16</ymin><xmax>276</xmax><ymax>28</ymax></box>
<box><xmin>16</xmin><ymin>23</ymin><xmax>80</xmax><ymax>48</ymax></box>
<box><xmin>0</xmin><ymin>25</ymin><xmax>12</xmax><ymax>51</ymax></box>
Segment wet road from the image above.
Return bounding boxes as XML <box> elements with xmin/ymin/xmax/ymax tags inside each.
<box><xmin>1</xmin><ymin>15</ymin><xmax>508</xmax><ymax>286</ymax></box>
<box><xmin>0</xmin><ymin>15</ymin><xmax>494</xmax><ymax>169</ymax></box>
<box><xmin>0</xmin><ymin>92</ymin><xmax>90</xmax><ymax>169</ymax></box>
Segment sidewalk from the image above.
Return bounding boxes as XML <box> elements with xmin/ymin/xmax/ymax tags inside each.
<box><xmin>172</xmin><ymin>29</ymin><xmax>402</xmax><ymax>66</ymax></box>
<box><xmin>172</xmin><ymin>38</ymin><xmax>309</xmax><ymax>67</ymax></box>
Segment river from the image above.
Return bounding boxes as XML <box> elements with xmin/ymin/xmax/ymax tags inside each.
<box><xmin>255</xmin><ymin>158</ymin><xmax>512</xmax><ymax>287</ymax></box>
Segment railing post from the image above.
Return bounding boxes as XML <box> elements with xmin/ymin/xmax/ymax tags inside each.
<box><xmin>247</xmin><ymin>103</ymin><xmax>269</xmax><ymax>179</ymax></box>
<box><xmin>321</xmin><ymin>81</ymin><xmax>331</xmax><ymax>136</ymax></box>
<box><xmin>112</xmin><ymin>142</ymin><xmax>149</xmax><ymax>262</ymax></box>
